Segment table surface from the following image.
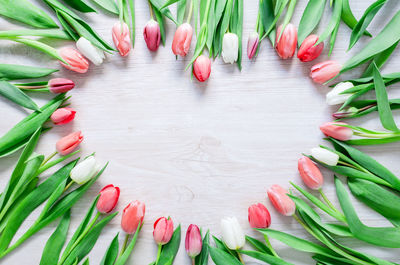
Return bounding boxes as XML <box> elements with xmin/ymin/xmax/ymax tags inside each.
<box><xmin>1</xmin><ymin>0</ymin><xmax>400</xmax><ymax>264</ymax></box>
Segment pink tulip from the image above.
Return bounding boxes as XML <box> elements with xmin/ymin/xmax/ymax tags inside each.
<box><xmin>247</xmin><ymin>32</ymin><xmax>259</xmax><ymax>59</ymax></box>
<box><xmin>185</xmin><ymin>224</ymin><xmax>202</xmax><ymax>258</ymax></box>
<box><xmin>275</xmin><ymin>23</ymin><xmax>297</xmax><ymax>59</ymax></box>
<box><xmin>297</xmin><ymin>34</ymin><xmax>324</xmax><ymax>62</ymax></box>
<box><xmin>48</xmin><ymin>78</ymin><xmax>75</xmax><ymax>93</ymax></box>
<box><xmin>248</xmin><ymin>203</ymin><xmax>271</xmax><ymax>229</ymax></box>
<box><xmin>51</xmin><ymin>108</ymin><xmax>76</xmax><ymax>125</ymax></box>
<box><xmin>59</xmin><ymin>47</ymin><xmax>89</xmax><ymax>73</ymax></box>
<box><xmin>310</xmin><ymin>60</ymin><xmax>342</xmax><ymax>84</ymax></box>
<box><xmin>153</xmin><ymin>217</ymin><xmax>174</xmax><ymax>245</ymax></box>
<box><xmin>112</xmin><ymin>21</ymin><xmax>131</xmax><ymax>57</ymax></box>
<box><xmin>56</xmin><ymin>131</ymin><xmax>83</xmax><ymax>155</ymax></box>
<box><xmin>320</xmin><ymin>121</ymin><xmax>353</xmax><ymax>141</ymax></box>
<box><xmin>267</xmin><ymin>185</ymin><xmax>295</xmax><ymax>216</ymax></box>
<box><xmin>172</xmin><ymin>23</ymin><xmax>193</xmax><ymax>57</ymax></box>
<box><xmin>298</xmin><ymin>156</ymin><xmax>324</xmax><ymax>190</ymax></box>
<box><xmin>193</xmin><ymin>55</ymin><xmax>211</xmax><ymax>82</ymax></box>
<box><xmin>121</xmin><ymin>201</ymin><xmax>146</xmax><ymax>234</ymax></box>
<box><xmin>143</xmin><ymin>19</ymin><xmax>161</xmax><ymax>51</ymax></box>
<box><xmin>96</xmin><ymin>184</ymin><xmax>120</xmax><ymax>213</ymax></box>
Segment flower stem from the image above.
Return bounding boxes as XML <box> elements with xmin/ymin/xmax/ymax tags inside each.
<box><xmin>41</xmin><ymin>151</ymin><xmax>58</xmax><ymax>166</ymax></box>
<box><xmin>119</xmin><ymin>234</ymin><xmax>130</xmax><ymax>257</ymax></box>
<box><xmin>63</xmin><ymin>181</ymin><xmax>74</xmax><ymax>193</ymax></box>
<box><xmin>236</xmin><ymin>251</ymin><xmax>245</xmax><ymax>264</ymax></box>
<box><xmin>263</xmin><ymin>234</ymin><xmax>279</xmax><ymax>258</ymax></box>
<box><xmin>148</xmin><ymin>0</ymin><xmax>154</xmax><ymax>19</ymax></box>
<box><xmin>319</xmin><ymin>189</ymin><xmax>335</xmax><ymax>210</ymax></box>
<box><xmin>155</xmin><ymin>244</ymin><xmax>162</xmax><ymax>265</ymax></box>
<box><xmin>191</xmin><ymin>258</ymin><xmax>195</xmax><ymax>265</ymax></box>
<box><xmin>186</xmin><ymin>0</ymin><xmax>194</xmax><ymax>23</ymax></box>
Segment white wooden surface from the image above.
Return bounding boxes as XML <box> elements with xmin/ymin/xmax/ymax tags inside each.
<box><xmin>1</xmin><ymin>0</ymin><xmax>400</xmax><ymax>264</ymax></box>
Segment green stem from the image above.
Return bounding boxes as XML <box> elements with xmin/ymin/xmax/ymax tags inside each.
<box><xmin>236</xmin><ymin>251</ymin><xmax>245</xmax><ymax>264</ymax></box>
<box><xmin>119</xmin><ymin>234</ymin><xmax>130</xmax><ymax>257</ymax></box>
<box><xmin>37</xmin><ymin>149</ymin><xmax>80</xmax><ymax>175</ymax></box>
<box><xmin>263</xmin><ymin>234</ymin><xmax>279</xmax><ymax>258</ymax></box>
<box><xmin>155</xmin><ymin>244</ymin><xmax>162</xmax><ymax>265</ymax></box>
<box><xmin>202</xmin><ymin>0</ymin><xmax>213</xmax><ymax>25</ymax></box>
<box><xmin>355</xmin><ymin>131</ymin><xmax>397</xmax><ymax>139</ymax></box>
<box><xmin>186</xmin><ymin>0</ymin><xmax>194</xmax><ymax>23</ymax></box>
<box><xmin>191</xmin><ymin>258</ymin><xmax>195</xmax><ymax>265</ymax></box>
<box><xmin>319</xmin><ymin>189</ymin><xmax>336</xmax><ymax>210</ymax></box>
<box><xmin>255</xmin><ymin>1</ymin><xmax>261</xmax><ymax>32</ymax></box>
<box><xmin>41</xmin><ymin>151</ymin><xmax>57</xmax><ymax>166</ymax></box>
<box><xmin>118</xmin><ymin>0</ymin><xmax>124</xmax><ymax>22</ymax></box>
<box><xmin>63</xmin><ymin>181</ymin><xmax>74</xmax><ymax>193</ymax></box>
<box><xmin>148</xmin><ymin>0</ymin><xmax>154</xmax><ymax>19</ymax></box>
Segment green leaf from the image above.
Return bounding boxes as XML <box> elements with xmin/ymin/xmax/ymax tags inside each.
<box><xmin>150</xmin><ymin>0</ymin><xmax>178</xmax><ymax>25</ymax></box>
<box><xmin>195</xmin><ymin>230</ymin><xmax>210</xmax><ymax>265</ymax></box>
<box><xmin>345</xmin><ymin>137</ymin><xmax>400</xmax><ymax>145</ymax></box>
<box><xmin>312</xmin><ymin>254</ymin><xmax>356</xmax><ymax>265</ymax></box>
<box><xmin>259</xmin><ymin>0</ymin><xmax>276</xmax><ymax>46</ymax></box>
<box><xmin>152</xmin><ymin>4</ymin><xmax>166</xmax><ymax>45</ymax></box>
<box><xmin>341</xmin><ymin>0</ymin><xmax>367</xmax><ymax>33</ymax></box>
<box><xmin>114</xmin><ymin>225</ymin><xmax>141</xmax><ymax>265</ymax></box>
<box><xmin>177</xmin><ymin>0</ymin><xmax>187</xmax><ymax>24</ymax></box>
<box><xmin>239</xmin><ymin>250</ymin><xmax>293</xmax><ymax>265</ymax></box>
<box><xmin>63</xmin><ymin>0</ymin><xmax>96</xmax><ymax>13</ymax></box>
<box><xmin>277</xmin><ymin>0</ymin><xmax>297</xmax><ymax>42</ymax></box>
<box><xmin>100</xmin><ymin>233</ymin><xmax>119</xmax><ymax>265</ymax></box>
<box><xmin>0</xmin><ymin>64</ymin><xmax>56</xmax><ymax>81</ymax></box>
<box><xmin>90</xmin><ymin>0</ymin><xmax>119</xmax><ymax>14</ymax></box>
<box><xmin>245</xmin><ymin>235</ymin><xmax>273</xmax><ymax>255</ymax></box>
<box><xmin>0</xmin><ymin>0</ymin><xmax>58</xmax><ymax>28</ymax></box>
<box><xmin>212</xmin><ymin>236</ymin><xmax>238</xmax><ymax>259</ymax></box>
<box><xmin>315</xmin><ymin>0</ymin><xmax>342</xmax><ymax>45</ymax></box>
<box><xmin>230</xmin><ymin>0</ymin><xmax>243</xmax><ymax>70</ymax></box>
<box><xmin>209</xmin><ymin>246</ymin><xmax>242</xmax><ymax>265</ymax></box>
<box><xmin>0</xmin><ymin>81</ymin><xmax>40</xmax><ymax>111</ymax></box>
<box><xmin>297</xmin><ymin>0</ymin><xmax>326</xmax><ymax>45</ymax></box>
<box><xmin>362</xmin><ymin>41</ymin><xmax>399</xmax><ymax>77</ymax></box>
<box><xmin>157</xmin><ymin>225</ymin><xmax>181</xmax><ymax>265</ymax></box>
<box><xmin>39</xmin><ymin>211</ymin><xmax>71</xmax><ymax>265</ymax></box>
<box><xmin>0</xmin><ymin>29</ymin><xmax>71</xmax><ymax>40</ymax></box>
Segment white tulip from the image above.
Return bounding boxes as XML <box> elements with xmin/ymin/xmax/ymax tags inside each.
<box><xmin>311</xmin><ymin>147</ymin><xmax>339</xmax><ymax>166</ymax></box>
<box><xmin>326</xmin><ymin>82</ymin><xmax>353</xmax><ymax>105</ymax></box>
<box><xmin>222</xmin><ymin>33</ymin><xmax>239</xmax><ymax>64</ymax></box>
<box><xmin>76</xmin><ymin>37</ymin><xmax>105</xmax><ymax>65</ymax></box>
<box><xmin>220</xmin><ymin>217</ymin><xmax>245</xmax><ymax>250</ymax></box>
<box><xmin>70</xmin><ymin>156</ymin><xmax>100</xmax><ymax>184</ymax></box>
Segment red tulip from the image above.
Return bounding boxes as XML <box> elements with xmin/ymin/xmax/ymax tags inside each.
<box><xmin>185</xmin><ymin>224</ymin><xmax>202</xmax><ymax>258</ymax></box>
<box><xmin>143</xmin><ymin>19</ymin><xmax>161</xmax><ymax>51</ymax></box>
<box><xmin>59</xmin><ymin>47</ymin><xmax>89</xmax><ymax>73</ymax></box>
<box><xmin>56</xmin><ymin>131</ymin><xmax>83</xmax><ymax>155</ymax></box>
<box><xmin>96</xmin><ymin>184</ymin><xmax>120</xmax><ymax>213</ymax></box>
<box><xmin>121</xmin><ymin>201</ymin><xmax>146</xmax><ymax>234</ymax></box>
<box><xmin>153</xmin><ymin>217</ymin><xmax>174</xmax><ymax>245</ymax></box>
<box><xmin>193</xmin><ymin>55</ymin><xmax>211</xmax><ymax>82</ymax></box>
<box><xmin>297</xmin><ymin>34</ymin><xmax>324</xmax><ymax>62</ymax></box>
<box><xmin>298</xmin><ymin>156</ymin><xmax>324</xmax><ymax>190</ymax></box>
<box><xmin>248</xmin><ymin>203</ymin><xmax>271</xmax><ymax>229</ymax></box>
<box><xmin>172</xmin><ymin>23</ymin><xmax>193</xmax><ymax>57</ymax></box>
<box><xmin>267</xmin><ymin>185</ymin><xmax>295</xmax><ymax>216</ymax></box>
<box><xmin>320</xmin><ymin>121</ymin><xmax>353</xmax><ymax>141</ymax></box>
<box><xmin>275</xmin><ymin>23</ymin><xmax>297</xmax><ymax>59</ymax></box>
<box><xmin>112</xmin><ymin>21</ymin><xmax>131</xmax><ymax>57</ymax></box>
<box><xmin>51</xmin><ymin>108</ymin><xmax>76</xmax><ymax>125</ymax></box>
<box><xmin>310</xmin><ymin>60</ymin><xmax>342</xmax><ymax>84</ymax></box>
<box><xmin>247</xmin><ymin>32</ymin><xmax>259</xmax><ymax>59</ymax></box>
<box><xmin>48</xmin><ymin>78</ymin><xmax>75</xmax><ymax>93</ymax></box>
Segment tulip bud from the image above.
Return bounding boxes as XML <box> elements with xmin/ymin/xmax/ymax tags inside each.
<box><xmin>59</xmin><ymin>47</ymin><xmax>89</xmax><ymax>73</ymax></box>
<box><xmin>193</xmin><ymin>55</ymin><xmax>211</xmax><ymax>82</ymax></box>
<box><xmin>248</xmin><ymin>203</ymin><xmax>271</xmax><ymax>229</ymax></box>
<box><xmin>185</xmin><ymin>224</ymin><xmax>202</xmax><ymax>258</ymax></box>
<box><xmin>112</xmin><ymin>21</ymin><xmax>131</xmax><ymax>57</ymax></box>
<box><xmin>172</xmin><ymin>23</ymin><xmax>193</xmax><ymax>57</ymax></box>
<box><xmin>48</xmin><ymin>78</ymin><xmax>75</xmax><ymax>93</ymax></box>
<box><xmin>56</xmin><ymin>131</ymin><xmax>83</xmax><ymax>155</ymax></box>
<box><xmin>96</xmin><ymin>184</ymin><xmax>120</xmax><ymax>213</ymax></box>
<box><xmin>297</xmin><ymin>34</ymin><xmax>324</xmax><ymax>62</ymax></box>
<box><xmin>332</xmin><ymin>107</ymin><xmax>359</xmax><ymax>119</ymax></box>
<box><xmin>143</xmin><ymin>19</ymin><xmax>161</xmax><ymax>51</ymax></box>
<box><xmin>311</xmin><ymin>147</ymin><xmax>339</xmax><ymax>166</ymax></box>
<box><xmin>153</xmin><ymin>217</ymin><xmax>174</xmax><ymax>245</ymax></box>
<box><xmin>220</xmin><ymin>217</ymin><xmax>245</xmax><ymax>250</ymax></box>
<box><xmin>121</xmin><ymin>201</ymin><xmax>146</xmax><ymax>234</ymax></box>
<box><xmin>70</xmin><ymin>156</ymin><xmax>99</xmax><ymax>184</ymax></box>
<box><xmin>275</xmin><ymin>23</ymin><xmax>297</xmax><ymax>59</ymax></box>
<box><xmin>298</xmin><ymin>156</ymin><xmax>324</xmax><ymax>190</ymax></box>
<box><xmin>222</xmin><ymin>33</ymin><xmax>239</xmax><ymax>64</ymax></box>
<box><xmin>320</xmin><ymin>121</ymin><xmax>353</xmax><ymax>141</ymax></box>
<box><xmin>267</xmin><ymin>185</ymin><xmax>295</xmax><ymax>216</ymax></box>
<box><xmin>310</xmin><ymin>60</ymin><xmax>342</xmax><ymax>84</ymax></box>
<box><xmin>326</xmin><ymin>82</ymin><xmax>353</xmax><ymax>105</ymax></box>
<box><xmin>51</xmin><ymin>108</ymin><xmax>76</xmax><ymax>125</ymax></box>
<box><xmin>247</xmin><ymin>32</ymin><xmax>259</xmax><ymax>59</ymax></box>
<box><xmin>76</xmin><ymin>37</ymin><xmax>105</xmax><ymax>66</ymax></box>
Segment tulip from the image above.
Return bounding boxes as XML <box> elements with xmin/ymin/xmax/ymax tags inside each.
<box><xmin>76</xmin><ymin>37</ymin><xmax>105</xmax><ymax>66</ymax></box>
<box><xmin>267</xmin><ymin>185</ymin><xmax>295</xmax><ymax>216</ymax></box>
<box><xmin>143</xmin><ymin>19</ymin><xmax>161</xmax><ymax>51</ymax></box>
<box><xmin>112</xmin><ymin>21</ymin><xmax>131</xmax><ymax>57</ymax></box>
<box><xmin>56</xmin><ymin>131</ymin><xmax>83</xmax><ymax>155</ymax></box>
<box><xmin>298</xmin><ymin>156</ymin><xmax>324</xmax><ymax>190</ymax></box>
<box><xmin>310</xmin><ymin>60</ymin><xmax>342</xmax><ymax>84</ymax></box>
<box><xmin>248</xmin><ymin>203</ymin><xmax>271</xmax><ymax>229</ymax></box>
<box><xmin>70</xmin><ymin>156</ymin><xmax>99</xmax><ymax>184</ymax></box>
<box><xmin>320</xmin><ymin>121</ymin><xmax>353</xmax><ymax>141</ymax></box>
<box><xmin>311</xmin><ymin>147</ymin><xmax>339</xmax><ymax>166</ymax></box>
<box><xmin>297</xmin><ymin>34</ymin><xmax>324</xmax><ymax>62</ymax></box>
<box><xmin>121</xmin><ymin>201</ymin><xmax>146</xmax><ymax>234</ymax></box>
<box><xmin>275</xmin><ymin>23</ymin><xmax>297</xmax><ymax>59</ymax></box>
<box><xmin>326</xmin><ymin>82</ymin><xmax>353</xmax><ymax>105</ymax></box>
<box><xmin>220</xmin><ymin>217</ymin><xmax>245</xmax><ymax>250</ymax></box>
<box><xmin>153</xmin><ymin>217</ymin><xmax>174</xmax><ymax>245</ymax></box>
<box><xmin>222</xmin><ymin>33</ymin><xmax>239</xmax><ymax>64</ymax></box>
<box><xmin>59</xmin><ymin>47</ymin><xmax>89</xmax><ymax>73</ymax></box>
<box><xmin>185</xmin><ymin>224</ymin><xmax>202</xmax><ymax>259</ymax></box>
<box><xmin>247</xmin><ymin>32</ymin><xmax>259</xmax><ymax>59</ymax></box>
<box><xmin>48</xmin><ymin>78</ymin><xmax>75</xmax><ymax>93</ymax></box>
<box><xmin>51</xmin><ymin>108</ymin><xmax>76</xmax><ymax>125</ymax></box>
<box><xmin>193</xmin><ymin>55</ymin><xmax>211</xmax><ymax>82</ymax></box>
<box><xmin>96</xmin><ymin>184</ymin><xmax>120</xmax><ymax>213</ymax></box>
<box><xmin>172</xmin><ymin>23</ymin><xmax>193</xmax><ymax>57</ymax></box>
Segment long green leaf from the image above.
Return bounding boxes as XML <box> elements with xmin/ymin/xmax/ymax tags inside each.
<box><xmin>114</xmin><ymin>225</ymin><xmax>141</xmax><ymax>265</ymax></box>
<box><xmin>10</xmin><ymin>37</ymin><xmax>66</xmax><ymax>63</ymax></box>
<box><xmin>239</xmin><ymin>250</ymin><xmax>293</xmax><ymax>265</ymax></box>
<box><xmin>157</xmin><ymin>225</ymin><xmax>181</xmax><ymax>265</ymax></box>
<box><xmin>90</xmin><ymin>0</ymin><xmax>119</xmax><ymax>14</ymax></box>
<box><xmin>195</xmin><ymin>230</ymin><xmax>210</xmax><ymax>265</ymax></box>
<box><xmin>315</xmin><ymin>0</ymin><xmax>342</xmax><ymax>45</ymax></box>
<box><xmin>209</xmin><ymin>246</ymin><xmax>242</xmax><ymax>265</ymax></box>
<box><xmin>245</xmin><ymin>235</ymin><xmax>273</xmax><ymax>255</ymax></box>
<box><xmin>150</xmin><ymin>0</ymin><xmax>178</xmax><ymax>25</ymax></box>
<box><xmin>100</xmin><ymin>233</ymin><xmax>119</xmax><ymax>265</ymax></box>
<box><xmin>0</xmin><ymin>81</ymin><xmax>40</xmax><ymax>111</ymax></box>
<box><xmin>0</xmin><ymin>64</ymin><xmax>57</xmax><ymax>81</ymax></box>
<box><xmin>297</xmin><ymin>0</ymin><xmax>326</xmax><ymax>45</ymax></box>
<box><xmin>0</xmin><ymin>29</ymin><xmax>71</xmax><ymax>39</ymax></box>
<box><xmin>63</xmin><ymin>0</ymin><xmax>96</xmax><ymax>13</ymax></box>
